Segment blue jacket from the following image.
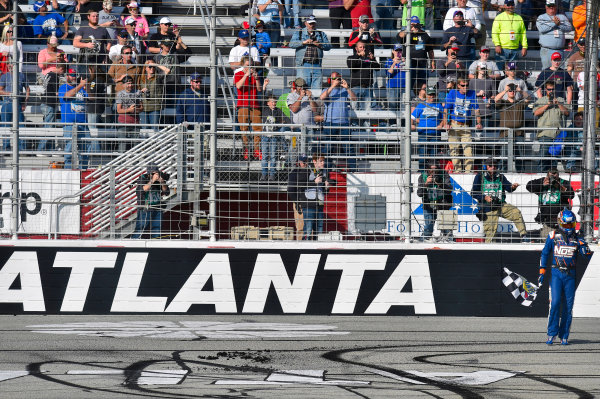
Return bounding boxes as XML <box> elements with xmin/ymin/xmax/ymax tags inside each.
<box><xmin>536</xmin><ymin>13</ymin><xmax>573</xmax><ymax>50</ymax></box>
<box><xmin>253</xmin><ymin>31</ymin><xmax>272</xmax><ymax>56</ymax></box>
<box><xmin>540</xmin><ymin>230</ymin><xmax>591</xmax><ymax>271</ymax></box>
<box><xmin>175</xmin><ymin>87</ymin><xmax>209</xmax><ymax>124</ymax></box>
<box><xmin>289</xmin><ymin>28</ymin><xmax>331</xmax><ymax>67</ymax></box>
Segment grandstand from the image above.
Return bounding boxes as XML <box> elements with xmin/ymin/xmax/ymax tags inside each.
<box><xmin>0</xmin><ymin>0</ymin><xmax>598</xmax><ymax>243</ymax></box>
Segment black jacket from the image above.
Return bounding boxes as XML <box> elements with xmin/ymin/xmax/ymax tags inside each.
<box><xmin>417</xmin><ymin>171</ymin><xmax>454</xmax><ymax>212</ymax></box>
<box><xmin>346</xmin><ymin>53</ymin><xmax>380</xmax><ymax>88</ymax></box>
<box><xmin>526</xmin><ymin>176</ymin><xmax>574</xmax><ymax>225</ymax></box>
<box><xmin>136</xmin><ymin>173</ymin><xmax>170</xmax><ymax>207</ymax></box>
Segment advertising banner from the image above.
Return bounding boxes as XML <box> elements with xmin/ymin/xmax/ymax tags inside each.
<box><xmin>0</xmin><ymin>169</ymin><xmax>81</xmax><ymax>234</ymax></box>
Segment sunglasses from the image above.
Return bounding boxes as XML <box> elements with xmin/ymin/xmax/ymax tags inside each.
<box><xmin>191</xmin><ymin>80</ymin><xmax>201</xmax><ymax>83</ymax></box>
<box><xmin>458</xmin><ymin>83</ymin><xmax>468</xmax><ymax>87</ymax></box>
<box><xmin>123</xmin><ymin>51</ymin><xmax>132</xmax><ymax>54</ymax></box>
<box><xmin>162</xmin><ymin>23</ymin><xmax>172</xmax><ymax>26</ymax></box>
<box><xmin>7</xmin><ymin>30</ymin><xmax>12</xmax><ymax>33</ymax></box>
<box><xmin>545</xmin><ymin>88</ymin><xmax>555</xmax><ymax>91</ymax></box>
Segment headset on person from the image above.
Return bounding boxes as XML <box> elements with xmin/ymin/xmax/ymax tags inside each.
<box><xmin>327</xmin><ymin>73</ymin><xmax>342</xmax><ymax>86</ymax></box>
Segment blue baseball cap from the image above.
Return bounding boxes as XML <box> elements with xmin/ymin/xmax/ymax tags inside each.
<box><xmin>410</xmin><ymin>16</ymin><xmax>420</xmax><ymax>24</ymax></box>
<box><xmin>298</xmin><ymin>154</ymin><xmax>308</xmax><ymax>162</ymax></box>
<box><xmin>504</xmin><ymin>0</ymin><xmax>515</xmax><ymax>4</ymax></box>
<box><xmin>238</xmin><ymin>29</ymin><xmax>249</xmax><ymax>38</ymax></box>
<box><xmin>33</xmin><ymin>0</ymin><xmax>46</xmax><ymax>12</ymax></box>
<box><xmin>189</xmin><ymin>72</ymin><xmax>201</xmax><ymax>81</ymax></box>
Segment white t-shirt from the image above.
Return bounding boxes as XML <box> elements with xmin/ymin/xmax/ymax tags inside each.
<box><xmin>443</xmin><ymin>7</ymin><xmax>481</xmax><ymax>31</ymax></box>
<box><xmin>228</xmin><ymin>45</ymin><xmax>260</xmax><ymax>66</ymax></box>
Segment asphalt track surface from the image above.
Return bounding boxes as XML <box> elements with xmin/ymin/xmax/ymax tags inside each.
<box><xmin>0</xmin><ymin>315</ymin><xmax>598</xmax><ymax>398</ymax></box>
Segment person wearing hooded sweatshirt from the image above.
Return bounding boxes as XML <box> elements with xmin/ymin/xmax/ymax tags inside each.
<box><xmin>131</xmin><ymin>163</ymin><xmax>170</xmax><ymax>239</ymax></box>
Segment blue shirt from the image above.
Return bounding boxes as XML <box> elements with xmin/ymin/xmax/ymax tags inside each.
<box><xmin>175</xmin><ymin>87</ymin><xmax>209</xmax><ymax>124</ymax></box>
<box><xmin>384</xmin><ymin>58</ymin><xmax>406</xmax><ymax>89</ymax></box>
<box><xmin>59</xmin><ymin>83</ymin><xmax>87</xmax><ymax>124</ymax></box>
<box><xmin>257</xmin><ymin>0</ymin><xmax>281</xmax><ymax>24</ymax></box>
<box><xmin>444</xmin><ymin>89</ymin><xmax>479</xmax><ymax>124</ymax></box>
<box><xmin>253</xmin><ymin>31</ymin><xmax>272</xmax><ymax>56</ymax></box>
<box><xmin>0</xmin><ymin>72</ymin><xmax>27</xmax><ymax>98</ymax></box>
<box><xmin>412</xmin><ymin>102</ymin><xmax>443</xmax><ymax>134</ymax></box>
<box><xmin>33</xmin><ymin>13</ymin><xmax>66</xmax><ymax>37</ymax></box>
<box><xmin>324</xmin><ymin>87</ymin><xmax>350</xmax><ymax>125</ymax></box>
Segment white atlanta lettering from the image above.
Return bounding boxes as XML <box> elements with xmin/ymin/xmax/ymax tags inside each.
<box><xmin>0</xmin><ymin>251</ymin><xmax>436</xmax><ymax>314</ymax></box>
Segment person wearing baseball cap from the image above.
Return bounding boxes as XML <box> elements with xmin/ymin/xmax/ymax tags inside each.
<box><xmin>442</xmin><ymin>7</ymin><xmax>478</xmax><ymax>62</ymax></box>
<box><xmin>98</xmin><ymin>0</ymin><xmax>121</xmax><ymax>40</ymax></box>
<box><xmin>175</xmin><ymin>71</ymin><xmax>209</xmax><ymax>127</ymax></box>
<box><xmin>496</xmin><ymin>61</ymin><xmax>530</xmax><ymax>102</ymax></box>
<box><xmin>32</xmin><ymin>0</ymin><xmax>69</xmax><ymax>41</ymax></box>
<box><xmin>491</xmin><ymin>0</ymin><xmax>528</xmax><ymax>70</ymax></box>
<box><xmin>120</xmin><ymin>0</ymin><xmax>149</xmax><ymax>39</ymax></box>
<box><xmin>411</xmin><ymin>84</ymin><xmax>444</xmax><ymax>171</ymax></box>
<box><xmin>396</xmin><ymin>13</ymin><xmax>434</xmax><ymax>91</ymax></box>
<box><xmin>228</xmin><ymin>28</ymin><xmax>260</xmax><ymax>70</ymax></box>
<box><xmin>149</xmin><ymin>16</ymin><xmax>188</xmax><ymax>56</ymax></box>
<box><xmin>468</xmin><ymin>45</ymin><xmax>502</xmax><ymax>80</ymax></box>
<box><xmin>254</xmin><ymin>0</ymin><xmax>284</xmax><ymax>50</ymax></box>
<box><xmin>348</xmin><ymin>13</ymin><xmax>383</xmax><ymax>49</ymax></box>
<box><xmin>472</xmin><ymin>156</ymin><xmax>529</xmax><ymax>243</ymax></box>
<box><xmin>536</xmin><ymin>0</ymin><xmax>572</xmax><ymax>69</ymax></box>
<box><xmin>289</xmin><ymin>14</ymin><xmax>332</xmax><ymax>91</ymax></box>
<box><xmin>535</xmin><ymin>50</ymin><xmax>574</xmax><ymax>105</ymax></box>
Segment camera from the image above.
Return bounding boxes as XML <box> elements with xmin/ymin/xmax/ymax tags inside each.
<box><xmin>548</xmin><ymin>91</ymin><xmax>554</xmax><ymax>101</ymax></box>
<box><xmin>361</xmin><ymin>33</ymin><xmax>369</xmax><ymax>41</ymax></box>
<box><xmin>309</xmin><ymin>31</ymin><xmax>316</xmax><ymax>41</ymax></box>
<box><xmin>151</xmin><ymin>170</ymin><xmax>170</xmax><ymax>181</ymax></box>
<box><xmin>457</xmin><ymin>20</ymin><xmax>465</xmax><ymax>26</ymax></box>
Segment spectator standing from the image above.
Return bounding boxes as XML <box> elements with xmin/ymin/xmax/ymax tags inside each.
<box><xmin>229</xmin><ymin>29</ymin><xmax>260</xmax><ymax>70</ymax></box>
<box><xmin>347</xmin><ymin>41</ymin><xmax>380</xmax><ymax>111</ymax></box>
<box><xmin>84</xmin><ymin>64</ymin><xmax>109</xmax><ymax>149</ymax></box>
<box><xmin>371</xmin><ymin>0</ymin><xmax>396</xmax><ymax>42</ymax></box>
<box><xmin>235</xmin><ymin>57</ymin><xmax>263</xmax><ymax>160</ymax></box>
<box><xmin>37</xmin><ymin>35</ymin><xmax>66</xmax><ymax>75</ymax></box>
<box><xmin>397</xmin><ymin>16</ymin><xmax>434</xmax><ymax>91</ymax></box>
<box><xmin>260</xmin><ymin>93</ymin><xmax>289</xmax><ymax>181</ymax></box>
<box><xmin>59</xmin><ymin>69</ymin><xmax>91</xmax><ymax>169</ymax></box>
<box><xmin>491</xmin><ymin>0</ymin><xmax>528</xmax><ymax>70</ymax></box>
<box><xmin>284</xmin><ymin>0</ymin><xmax>301</xmax><ymax>29</ymax></box>
<box><xmin>435</xmin><ymin>45</ymin><xmax>465</xmax><ymax>92</ymax></box>
<box><xmin>255</xmin><ymin>0</ymin><xmax>284</xmax><ymax>47</ymax></box>
<box><xmin>116</xmin><ymin>75</ymin><xmax>143</xmax><ymax>151</ymax></box>
<box><xmin>73</xmin><ymin>10</ymin><xmax>112</xmax><ymax>76</ymax></box>
<box><xmin>417</xmin><ymin>159</ymin><xmax>454</xmax><ymax>241</ymax></box>
<box><xmin>329</xmin><ymin>0</ymin><xmax>352</xmax><ymax>47</ymax></box>
<box><xmin>154</xmin><ymin>40</ymin><xmax>183</xmax><ymax>103</ymax></box>
<box><xmin>98</xmin><ymin>0</ymin><xmax>121</xmax><ymax>41</ymax></box>
<box><xmin>109</xmin><ymin>31</ymin><xmax>134</xmax><ymax>63</ymax></box>
<box><xmin>37</xmin><ymin>63</ymin><xmax>65</xmax><ymax>152</ymax></box>
<box><xmin>536</xmin><ymin>0</ymin><xmax>573</xmax><ymax>69</ymax></box>
<box><xmin>468</xmin><ymin>46</ymin><xmax>501</xmax><ymax>79</ymax></box>
<box><xmin>289</xmin><ymin>15</ymin><xmax>332</xmax><ymax>91</ymax></box>
<box><xmin>123</xmin><ymin>16</ymin><xmax>147</xmax><ymax>58</ymax></box>
<box><xmin>348</xmin><ymin>14</ymin><xmax>383</xmax><ymax>50</ymax></box>
<box><xmin>567</xmin><ymin>39</ymin><xmax>585</xmax><ymax>82</ymax></box>
<box><xmin>32</xmin><ymin>1</ymin><xmax>69</xmax><ymax>43</ymax></box>
<box><xmin>319</xmin><ymin>72</ymin><xmax>357</xmax><ymax>171</ymax></box>
<box><xmin>0</xmin><ymin>0</ymin><xmax>12</xmax><ymax>26</ymax></box>
<box><xmin>384</xmin><ymin>44</ymin><xmax>407</xmax><ymax>111</ymax></box>
<box><xmin>287</xmin><ymin>154</ymin><xmax>309</xmax><ymax>240</ymax></box>
<box><xmin>120</xmin><ymin>1</ymin><xmax>148</xmax><ymax>39</ymax></box>
<box><xmin>497</xmin><ymin>61</ymin><xmax>529</xmax><ymax>101</ymax></box>
<box><xmin>303</xmin><ymin>153</ymin><xmax>332</xmax><ymax>240</ymax></box>
<box><xmin>0</xmin><ymin>26</ymin><xmax>23</xmax><ymax>73</ymax></box>
<box><xmin>532</xmin><ymin>81</ymin><xmax>570</xmax><ymax>171</ymax></box>
<box><xmin>287</xmin><ymin>77</ymin><xmax>319</xmax><ymax>151</ymax></box>
<box><xmin>526</xmin><ymin>169</ymin><xmax>574</xmax><ymax>238</ymax></box>
<box><xmin>175</xmin><ymin>72</ymin><xmax>209</xmax><ymax>126</ymax></box>
<box><xmin>443</xmin><ymin>76</ymin><xmax>482</xmax><ymax>172</ymax></box>
<box><xmin>108</xmin><ymin>45</ymin><xmax>142</xmax><ymax>94</ymax></box>
<box><xmin>0</xmin><ymin>63</ymin><xmax>28</xmax><ymax>150</ymax></box>
<box><xmin>345</xmin><ymin>0</ymin><xmax>374</xmax><ymax>28</ymax></box>
<box><xmin>411</xmin><ymin>86</ymin><xmax>444</xmax><ymax>171</ymax></box>
<box><xmin>131</xmin><ymin>163</ymin><xmax>170</xmax><ymax>239</ymax></box>
<box><xmin>139</xmin><ymin>60</ymin><xmax>171</xmax><ymax>130</ymax></box>
<box><xmin>468</xmin><ymin>64</ymin><xmax>495</xmax><ymax>126</ymax></box>
<box><xmin>443</xmin><ymin>0</ymin><xmax>481</xmax><ymax>32</ymax></box>
<box><xmin>77</xmin><ymin>0</ymin><xmax>102</xmax><ymax>16</ymax></box>
<box><xmin>148</xmin><ymin>16</ymin><xmax>190</xmax><ymax>56</ymax></box>
<box><xmin>535</xmin><ymin>51</ymin><xmax>573</xmax><ymax>106</ymax></box>
<box><xmin>495</xmin><ymin>82</ymin><xmax>527</xmax><ymax>171</ymax></box>
<box><xmin>471</xmin><ymin>157</ymin><xmax>528</xmax><ymax>243</ymax></box>
<box><xmin>252</xmin><ymin>19</ymin><xmax>272</xmax><ymax>70</ymax></box>
<box><xmin>442</xmin><ymin>9</ymin><xmax>478</xmax><ymax>62</ymax></box>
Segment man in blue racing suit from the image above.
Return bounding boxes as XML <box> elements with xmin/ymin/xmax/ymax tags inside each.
<box><xmin>539</xmin><ymin>209</ymin><xmax>592</xmax><ymax>345</ymax></box>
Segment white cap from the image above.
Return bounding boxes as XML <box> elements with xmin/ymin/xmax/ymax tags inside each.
<box><xmin>127</xmin><ymin>1</ymin><xmax>138</xmax><ymax>8</ymax></box>
<box><xmin>159</xmin><ymin>16</ymin><xmax>172</xmax><ymax>24</ymax></box>
<box><xmin>125</xmin><ymin>16</ymin><xmax>136</xmax><ymax>25</ymax></box>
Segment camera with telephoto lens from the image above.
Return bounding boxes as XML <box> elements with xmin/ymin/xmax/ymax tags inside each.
<box><xmin>548</xmin><ymin>91</ymin><xmax>554</xmax><ymax>101</ymax></box>
<box><xmin>549</xmin><ymin>175</ymin><xmax>560</xmax><ymax>187</ymax></box>
<box><xmin>151</xmin><ymin>170</ymin><xmax>170</xmax><ymax>181</ymax></box>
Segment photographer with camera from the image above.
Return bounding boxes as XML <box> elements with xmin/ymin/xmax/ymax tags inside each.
<box><xmin>442</xmin><ymin>10</ymin><xmax>478</xmax><ymax>63</ymax></box>
<box><xmin>348</xmin><ymin>14</ymin><xmax>382</xmax><ymax>50</ymax></box>
<box><xmin>302</xmin><ymin>153</ymin><xmax>333</xmax><ymax>240</ymax></box>
<box><xmin>346</xmin><ymin>40</ymin><xmax>380</xmax><ymax>111</ymax></box>
<box><xmin>471</xmin><ymin>157</ymin><xmax>528</xmax><ymax>243</ymax></box>
<box><xmin>417</xmin><ymin>160</ymin><xmax>454</xmax><ymax>242</ymax></box>
<box><xmin>526</xmin><ymin>169</ymin><xmax>574</xmax><ymax>239</ymax></box>
<box><xmin>289</xmin><ymin>15</ymin><xmax>332</xmax><ymax>91</ymax></box>
<box><xmin>131</xmin><ymin>163</ymin><xmax>170</xmax><ymax>239</ymax></box>
<box><xmin>533</xmin><ymin>81</ymin><xmax>570</xmax><ymax>171</ymax></box>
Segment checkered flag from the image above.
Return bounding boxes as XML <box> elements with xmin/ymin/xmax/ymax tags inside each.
<box><xmin>502</xmin><ymin>267</ymin><xmax>539</xmax><ymax>307</ymax></box>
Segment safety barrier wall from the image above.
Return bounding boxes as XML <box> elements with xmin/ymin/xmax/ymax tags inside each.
<box><xmin>1</xmin><ymin>243</ymin><xmax>598</xmax><ymax>317</ymax></box>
